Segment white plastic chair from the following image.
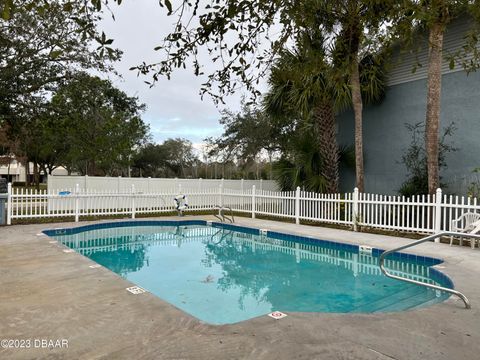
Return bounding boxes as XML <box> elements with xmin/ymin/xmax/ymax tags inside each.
<box><xmin>450</xmin><ymin>212</ymin><xmax>480</xmax><ymax>249</ymax></box>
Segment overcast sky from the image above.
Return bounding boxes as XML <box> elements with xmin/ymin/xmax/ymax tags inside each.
<box><xmin>99</xmin><ymin>1</ymin><xmax>248</xmax><ymax>151</ymax></box>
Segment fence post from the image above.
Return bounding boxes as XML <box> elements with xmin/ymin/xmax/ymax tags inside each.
<box><xmin>295</xmin><ymin>186</ymin><xmax>300</xmax><ymax>225</ymax></box>
<box><xmin>219</xmin><ymin>181</ymin><xmax>224</xmax><ymax>207</ymax></box>
<box><xmin>74</xmin><ymin>184</ymin><xmax>80</xmax><ymax>222</ymax></box>
<box><xmin>131</xmin><ymin>184</ymin><xmax>136</xmax><ymax>219</ymax></box>
<box><xmin>434</xmin><ymin>188</ymin><xmax>442</xmax><ymax>240</ymax></box>
<box><xmin>252</xmin><ymin>185</ymin><xmax>256</xmax><ymax>219</ymax></box>
<box><xmin>352</xmin><ymin>187</ymin><xmax>359</xmax><ymax>232</ymax></box>
<box><xmin>6</xmin><ymin>182</ymin><xmax>12</xmax><ymax>225</ymax></box>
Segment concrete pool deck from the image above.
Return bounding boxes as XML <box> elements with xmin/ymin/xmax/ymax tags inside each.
<box><xmin>1</xmin><ymin>216</ymin><xmax>480</xmax><ymax>360</ymax></box>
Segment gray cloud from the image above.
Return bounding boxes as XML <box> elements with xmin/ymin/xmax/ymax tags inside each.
<box><xmin>99</xmin><ymin>1</ymin><xmax>245</xmax><ymax>144</ymax></box>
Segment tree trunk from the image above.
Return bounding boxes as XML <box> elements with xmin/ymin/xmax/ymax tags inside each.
<box><xmin>33</xmin><ymin>162</ymin><xmax>40</xmax><ymax>190</ymax></box>
<box><xmin>313</xmin><ymin>100</ymin><xmax>339</xmax><ymax>193</ymax></box>
<box><xmin>425</xmin><ymin>22</ymin><xmax>444</xmax><ymax>194</ymax></box>
<box><xmin>7</xmin><ymin>156</ymin><xmax>11</xmax><ymax>179</ymax></box>
<box><xmin>268</xmin><ymin>152</ymin><xmax>273</xmax><ymax>180</ymax></box>
<box><xmin>24</xmin><ymin>158</ymin><xmax>30</xmax><ymax>187</ymax></box>
<box><xmin>181</xmin><ymin>161</ymin><xmax>185</xmax><ymax>178</ymax></box>
<box><xmin>351</xmin><ymin>55</ymin><xmax>364</xmax><ymax>192</ymax></box>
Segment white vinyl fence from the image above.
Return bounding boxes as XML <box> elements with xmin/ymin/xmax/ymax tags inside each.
<box><xmin>47</xmin><ymin>176</ymin><xmax>278</xmax><ymax>192</ymax></box>
<box><xmin>6</xmin><ymin>184</ymin><xmax>480</xmax><ymax>240</ymax></box>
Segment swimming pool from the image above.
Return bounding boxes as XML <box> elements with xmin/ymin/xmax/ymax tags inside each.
<box><xmin>45</xmin><ymin>220</ymin><xmax>452</xmax><ymax>324</ymax></box>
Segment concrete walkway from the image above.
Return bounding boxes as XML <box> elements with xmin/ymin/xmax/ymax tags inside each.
<box><xmin>1</xmin><ymin>216</ymin><xmax>480</xmax><ymax>359</ymax></box>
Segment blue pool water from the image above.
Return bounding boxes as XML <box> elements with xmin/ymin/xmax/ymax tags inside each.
<box><xmin>46</xmin><ymin>221</ymin><xmax>451</xmax><ymax>324</ymax></box>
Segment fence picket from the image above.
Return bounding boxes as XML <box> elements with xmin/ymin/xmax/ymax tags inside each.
<box><xmin>6</xmin><ymin>184</ymin><xmax>480</xmax><ymax>236</ymax></box>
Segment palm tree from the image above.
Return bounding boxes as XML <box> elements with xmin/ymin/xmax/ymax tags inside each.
<box><xmin>273</xmin><ymin>131</ymin><xmax>356</xmax><ymax>193</ymax></box>
<box><xmin>264</xmin><ymin>0</ymin><xmax>387</xmax><ymax>193</ymax></box>
<box><xmin>273</xmin><ymin>133</ymin><xmax>329</xmax><ymax>193</ymax></box>
<box><xmin>418</xmin><ymin>1</ymin><xmax>479</xmax><ymax>194</ymax></box>
<box><xmin>391</xmin><ymin>1</ymin><xmax>450</xmax><ymax>195</ymax></box>
<box><xmin>390</xmin><ymin>1</ymin><xmax>479</xmax><ymax>194</ymax></box>
<box><xmin>264</xmin><ymin>27</ymin><xmax>385</xmax><ymax>193</ymax></box>
<box><xmin>264</xmin><ymin>43</ymin><xmax>342</xmax><ymax>193</ymax></box>
<box><xmin>317</xmin><ymin>0</ymin><xmax>388</xmax><ymax>192</ymax></box>
<box><xmin>425</xmin><ymin>16</ymin><xmax>445</xmax><ymax>194</ymax></box>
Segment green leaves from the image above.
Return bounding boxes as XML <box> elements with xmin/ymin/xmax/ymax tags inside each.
<box><xmin>63</xmin><ymin>2</ymin><xmax>73</xmax><ymax>12</ymax></box>
<box><xmin>0</xmin><ymin>0</ymin><xmax>122</xmax><ymax>155</ymax></box>
<box><xmin>449</xmin><ymin>57</ymin><xmax>455</xmax><ymax>70</ymax></box>
<box><xmin>45</xmin><ymin>73</ymin><xmax>149</xmax><ymax>176</ymax></box>
<box><xmin>398</xmin><ymin>122</ymin><xmax>457</xmax><ymax>196</ymax></box>
<box><xmin>50</xmin><ymin>50</ymin><xmax>63</xmax><ymax>59</ymax></box>
<box><xmin>1</xmin><ymin>0</ymin><xmax>13</xmax><ymax>20</ymax></box>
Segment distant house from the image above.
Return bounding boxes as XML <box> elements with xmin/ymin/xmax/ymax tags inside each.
<box><xmin>338</xmin><ymin>16</ymin><xmax>480</xmax><ymax>195</ymax></box>
<box><xmin>0</xmin><ymin>157</ymin><xmax>69</xmax><ymax>183</ymax></box>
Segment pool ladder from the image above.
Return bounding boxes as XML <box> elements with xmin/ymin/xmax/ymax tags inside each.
<box><xmin>379</xmin><ymin>231</ymin><xmax>480</xmax><ymax>309</ymax></box>
<box><xmin>213</xmin><ymin>205</ymin><xmax>235</xmax><ymax>223</ymax></box>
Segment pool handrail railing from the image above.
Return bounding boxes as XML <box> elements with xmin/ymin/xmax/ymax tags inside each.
<box><xmin>379</xmin><ymin>231</ymin><xmax>480</xmax><ymax>309</ymax></box>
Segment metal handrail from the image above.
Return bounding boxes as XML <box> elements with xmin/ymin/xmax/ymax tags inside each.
<box><xmin>379</xmin><ymin>231</ymin><xmax>480</xmax><ymax>309</ymax></box>
<box><xmin>213</xmin><ymin>205</ymin><xmax>235</xmax><ymax>223</ymax></box>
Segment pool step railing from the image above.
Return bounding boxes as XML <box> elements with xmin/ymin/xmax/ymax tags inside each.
<box><xmin>379</xmin><ymin>231</ymin><xmax>480</xmax><ymax>309</ymax></box>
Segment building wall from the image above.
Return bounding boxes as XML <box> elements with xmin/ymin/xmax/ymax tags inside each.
<box><xmin>0</xmin><ymin>160</ymin><xmax>24</xmax><ymax>182</ymax></box>
<box><xmin>337</xmin><ymin>70</ymin><xmax>480</xmax><ymax>195</ymax></box>
<box><xmin>337</xmin><ymin>16</ymin><xmax>480</xmax><ymax>195</ymax></box>
<box><xmin>0</xmin><ymin>160</ymin><xmax>70</xmax><ymax>183</ymax></box>
<box><xmin>386</xmin><ymin>17</ymin><xmax>478</xmax><ymax>87</ymax></box>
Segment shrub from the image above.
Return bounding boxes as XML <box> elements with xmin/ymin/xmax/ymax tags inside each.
<box><xmin>467</xmin><ymin>168</ymin><xmax>480</xmax><ymax>198</ymax></box>
<box><xmin>398</xmin><ymin>122</ymin><xmax>457</xmax><ymax>197</ymax></box>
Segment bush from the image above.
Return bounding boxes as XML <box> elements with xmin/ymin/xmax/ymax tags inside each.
<box><xmin>398</xmin><ymin>122</ymin><xmax>457</xmax><ymax>197</ymax></box>
<box><xmin>467</xmin><ymin>168</ymin><xmax>480</xmax><ymax>198</ymax></box>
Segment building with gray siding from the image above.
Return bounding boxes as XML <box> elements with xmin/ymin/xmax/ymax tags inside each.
<box><xmin>338</xmin><ymin>18</ymin><xmax>480</xmax><ymax>195</ymax></box>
